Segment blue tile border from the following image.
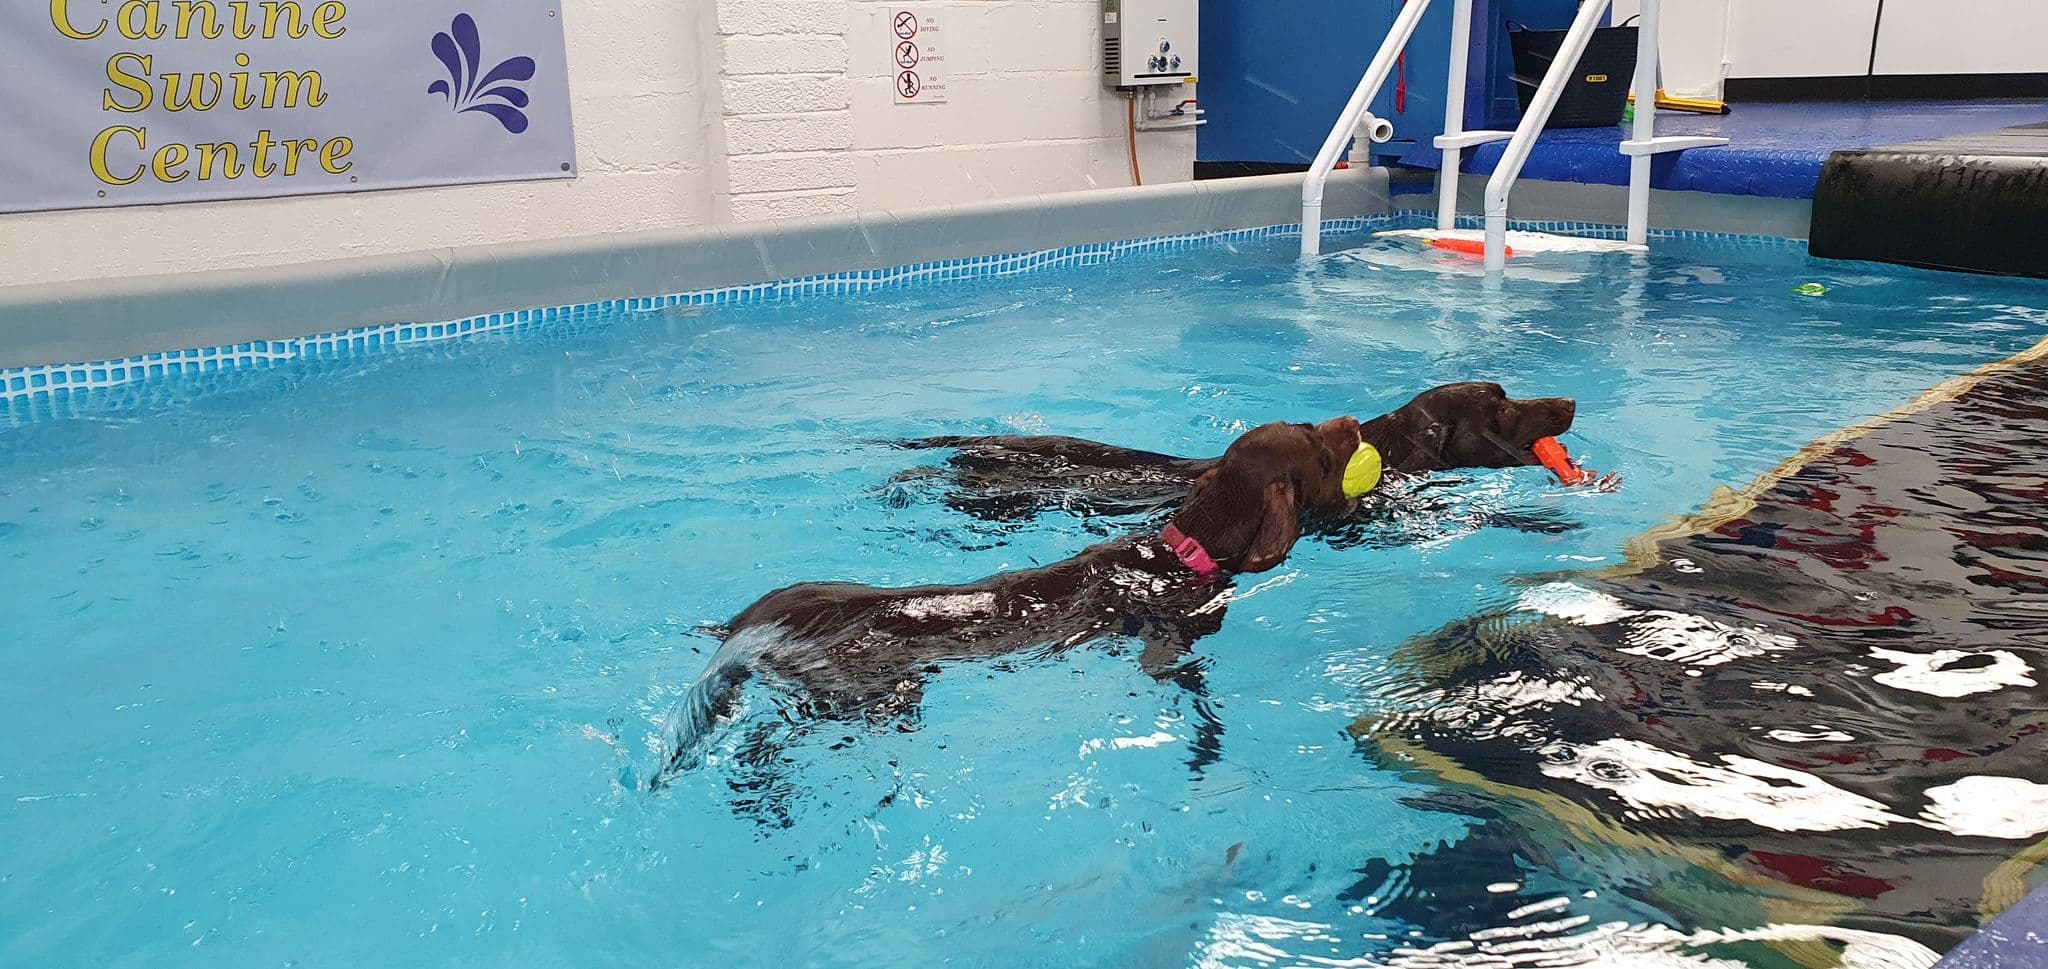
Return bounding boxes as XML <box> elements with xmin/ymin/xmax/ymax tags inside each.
<box><xmin>0</xmin><ymin>211</ymin><xmax>1807</xmax><ymax>422</ymax></box>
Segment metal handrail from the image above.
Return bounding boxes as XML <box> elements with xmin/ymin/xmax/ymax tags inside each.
<box><xmin>1480</xmin><ymin>0</ymin><xmax>1612</xmax><ymax>269</ymax></box>
<box><xmin>1305</xmin><ymin>0</ymin><xmax>1715</xmax><ymax>268</ymax></box>
<box><xmin>1299</xmin><ymin>0</ymin><xmax>1435</xmax><ymax>257</ymax></box>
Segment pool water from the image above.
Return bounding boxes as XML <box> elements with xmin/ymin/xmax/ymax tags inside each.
<box><xmin>4</xmin><ymin>226</ymin><xmax>2047</xmax><ymax>967</ymax></box>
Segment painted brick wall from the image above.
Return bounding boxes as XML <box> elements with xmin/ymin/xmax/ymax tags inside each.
<box><xmin>0</xmin><ymin>0</ymin><xmax>1196</xmax><ymax>286</ymax></box>
<box><xmin>732</xmin><ymin>0</ymin><xmax>1197</xmax><ymax>219</ymax></box>
<box><xmin>717</xmin><ymin>0</ymin><xmax>860</xmax><ymax>221</ymax></box>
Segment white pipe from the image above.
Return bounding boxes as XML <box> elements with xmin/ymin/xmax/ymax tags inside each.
<box><xmin>1301</xmin><ymin>0</ymin><xmax>1435</xmax><ymax>256</ymax></box>
<box><xmin>1359</xmin><ymin>112</ymin><xmax>1396</xmax><ymax>144</ymax></box>
<box><xmin>1301</xmin><ymin>201</ymin><xmax>1323</xmax><ymax>258</ymax></box>
<box><xmin>1350</xmin><ymin>114</ymin><xmax>1395</xmax><ymax>175</ymax></box>
<box><xmin>1483</xmin><ymin>0</ymin><xmax>1612</xmax><ymax>270</ymax></box>
<box><xmin>1626</xmin><ymin>0</ymin><xmax>1660</xmax><ymax>245</ymax></box>
<box><xmin>1437</xmin><ymin>0</ymin><xmax>1475</xmax><ymax>231</ymax></box>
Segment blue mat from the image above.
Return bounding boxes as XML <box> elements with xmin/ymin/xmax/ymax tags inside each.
<box><xmin>1398</xmin><ymin>101</ymin><xmax>2048</xmax><ymax>199</ymax></box>
<box><xmin>1936</xmin><ymin>879</ymin><xmax>2048</xmax><ymax>968</ymax></box>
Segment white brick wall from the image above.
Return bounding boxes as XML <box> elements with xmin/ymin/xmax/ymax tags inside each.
<box><xmin>724</xmin><ymin>75</ymin><xmax>852</xmax><ymax>114</ymax></box>
<box><xmin>848</xmin><ymin>1</ymin><xmax>1194</xmax><ymax>207</ymax></box>
<box><xmin>717</xmin><ymin>0</ymin><xmax>851</xmax><ymax>35</ymax></box>
<box><xmin>728</xmin><ymin>188</ymin><xmax>860</xmax><ymax>221</ymax></box>
<box><xmin>720</xmin><ymin>0</ymin><xmax>1196</xmax><ymax>222</ymax></box>
<box><xmin>729</xmin><ymin>153</ymin><xmax>857</xmax><ymax>193</ymax></box>
<box><xmin>1</xmin><ymin>0</ymin><xmax>1199</xmax><ymax>282</ymax></box>
<box><xmin>726</xmin><ymin>113</ymin><xmax>858</xmax><ymax>155</ymax></box>
<box><xmin>716</xmin><ymin>0</ymin><xmax>862</xmax><ymax>219</ymax></box>
<box><xmin>722</xmin><ymin>34</ymin><xmax>852</xmax><ymax>74</ymax></box>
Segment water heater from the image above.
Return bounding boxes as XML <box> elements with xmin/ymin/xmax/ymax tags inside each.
<box><xmin>1102</xmin><ymin>0</ymin><xmax>1198</xmax><ymax>88</ymax></box>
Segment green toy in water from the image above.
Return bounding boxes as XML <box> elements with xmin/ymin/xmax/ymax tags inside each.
<box><xmin>1795</xmin><ymin>283</ymin><xmax>1828</xmax><ymax>297</ymax></box>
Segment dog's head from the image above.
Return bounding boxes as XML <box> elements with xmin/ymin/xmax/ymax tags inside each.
<box><xmin>1367</xmin><ymin>382</ymin><xmax>1576</xmax><ymax>474</ymax></box>
<box><xmin>1168</xmin><ymin>418</ymin><xmax>1361</xmax><ymax>573</ymax></box>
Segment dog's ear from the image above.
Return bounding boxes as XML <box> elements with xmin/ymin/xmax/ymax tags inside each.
<box><xmin>1184</xmin><ymin>466</ymin><xmax>1222</xmax><ymax>506</ymax></box>
<box><xmin>1237</xmin><ymin>479</ymin><xmax>1302</xmax><ymax>573</ymax></box>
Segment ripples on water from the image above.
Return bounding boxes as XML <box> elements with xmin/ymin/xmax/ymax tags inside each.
<box><xmin>1</xmin><ymin>232</ymin><xmax>2046</xmax><ymax>966</ymax></box>
<box><xmin>1362</xmin><ymin>358</ymin><xmax>2048</xmax><ymax>959</ymax></box>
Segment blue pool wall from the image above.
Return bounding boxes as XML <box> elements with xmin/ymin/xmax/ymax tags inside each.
<box><xmin>1197</xmin><ymin>0</ymin><xmax>1590</xmax><ymax>167</ymax></box>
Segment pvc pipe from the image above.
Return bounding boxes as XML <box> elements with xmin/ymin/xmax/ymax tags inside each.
<box><xmin>1301</xmin><ymin>0</ymin><xmax>1435</xmax><ymax>256</ymax></box>
<box><xmin>1301</xmin><ymin>201</ymin><xmax>1325</xmax><ymax>257</ymax></box>
<box><xmin>1359</xmin><ymin>112</ymin><xmax>1395</xmax><ymax>144</ymax></box>
<box><xmin>1437</xmin><ymin>0</ymin><xmax>1475</xmax><ymax>232</ymax></box>
<box><xmin>1350</xmin><ymin>113</ymin><xmax>1395</xmax><ymax>169</ymax></box>
<box><xmin>1483</xmin><ymin>0</ymin><xmax>1612</xmax><ymax>270</ymax></box>
<box><xmin>1626</xmin><ymin>0</ymin><xmax>1660</xmax><ymax>245</ymax></box>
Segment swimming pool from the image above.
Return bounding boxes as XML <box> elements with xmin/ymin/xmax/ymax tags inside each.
<box><xmin>4</xmin><ymin>218</ymin><xmax>2046</xmax><ymax>966</ymax></box>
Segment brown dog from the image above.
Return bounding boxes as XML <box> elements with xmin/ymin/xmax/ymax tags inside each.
<box><xmin>657</xmin><ymin>418</ymin><xmax>1364</xmax><ymax>786</ymax></box>
<box><xmin>890</xmin><ymin>382</ymin><xmax>1580</xmax><ymax>522</ymax></box>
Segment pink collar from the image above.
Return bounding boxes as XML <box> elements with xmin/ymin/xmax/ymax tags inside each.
<box><xmin>1160</xmin><ymin>523</ymin><xmax>1221</xmax><ymax>580</ymax></box>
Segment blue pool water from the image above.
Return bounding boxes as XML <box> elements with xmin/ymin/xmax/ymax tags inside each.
<box><xmin>4</xmin><ymin>226</ymin><xmax>2048</xmax><ymax>967</ymax></box>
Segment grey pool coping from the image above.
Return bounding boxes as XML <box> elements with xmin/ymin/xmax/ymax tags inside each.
<box><xmin>0</xmin><ymin>169</ymin><xmax>1392</xmax><ymax>371</ymax></box>
<box><xmin>1452</xmin><ymin>179</ymin><xmax>1816</xmax><ymax>241</ymax></box>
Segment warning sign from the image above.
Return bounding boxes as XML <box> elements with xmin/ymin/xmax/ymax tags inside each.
<box><xmin>889</xmin><ymin>8</ymin><xmax>947</xmax><ymax>104</ymax></box>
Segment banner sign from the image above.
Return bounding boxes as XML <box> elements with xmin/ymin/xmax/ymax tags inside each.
<box><xmin>0</xmin><ymin>2</ymin><xmax>577</xmax><ymax>214</ymax></box>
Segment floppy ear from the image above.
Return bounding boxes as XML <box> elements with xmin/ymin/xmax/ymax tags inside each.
<box><xmin>1237</xmin><ymin>479</ymin><xmax>1302</xmax><ymax>572</ymax></box>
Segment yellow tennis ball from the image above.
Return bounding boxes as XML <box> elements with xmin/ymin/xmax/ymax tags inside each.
<box><xmin>1343</xmin><ymin>443</ymin><xmax>1383</xmax><ymax>499</ymax></box>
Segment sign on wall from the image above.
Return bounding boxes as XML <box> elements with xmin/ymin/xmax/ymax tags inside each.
<box><xmin>0</xmin><ymin>2</ymin><xmax>577</xmax><ymax>214</ymax></box>
<box><xmin>889</xmin><ymin>8</ymin><xmax>947</xmax><ymax>104</ymax></box>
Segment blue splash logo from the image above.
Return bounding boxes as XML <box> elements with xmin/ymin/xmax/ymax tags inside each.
<box><xmin>428</xmin><ymin>14</ymin><xmax>536</xmax><ymax>134</ymax></box>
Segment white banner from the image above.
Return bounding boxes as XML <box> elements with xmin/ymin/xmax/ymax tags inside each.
<box><xmin>0</xmin><ymin>1</ymin><xmax>578</xmax><ymax>213</ymax></box>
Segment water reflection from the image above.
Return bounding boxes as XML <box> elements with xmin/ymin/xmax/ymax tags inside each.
<box><xmin>1198</xmin><ymin>905</ymin><xmax>1940</xmax><ymax>968</ymax></box>
<box><xmin>1352</xmin><ymin>358</ymin><xmax>2048</xmax><ymax>953</ymax></box>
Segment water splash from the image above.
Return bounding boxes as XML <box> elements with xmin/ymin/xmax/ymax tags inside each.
<box><xmin>649</xmin><ymin>625</ymin><xmax>789</xmax><ymax>785</ymax></box>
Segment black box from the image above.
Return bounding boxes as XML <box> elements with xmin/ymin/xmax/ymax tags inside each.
<box><xmin>1508</xmin><ymin>22</ymin><xmax>1639</xmax><ymax>129</ymax></box>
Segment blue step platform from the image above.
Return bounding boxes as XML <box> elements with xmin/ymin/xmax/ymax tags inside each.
<box><xmin>1397</xmin><ymin>100</ymin><xmax>2048</xmax><ymax>200</ymax></box>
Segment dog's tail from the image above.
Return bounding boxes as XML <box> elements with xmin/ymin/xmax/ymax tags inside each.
<box><xmin>875</xmin><ymin>435</ymin><xmax>981</xmax><ymax>451</ymax></box>
<box><xmin>650</xmin><ymin>626</ymin><xmax>781</xmax><ymax>788</ymax></box>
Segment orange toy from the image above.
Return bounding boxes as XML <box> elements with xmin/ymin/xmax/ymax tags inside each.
<box><xmin>1430</xmin><ymin>237</ymin><xmax>1514</xmax><ymax>258</ymax></box>
<box><xmin>1532</xmin><ymin>436</ymin><xmax>1595</xmax><ymax>486</ymax></box>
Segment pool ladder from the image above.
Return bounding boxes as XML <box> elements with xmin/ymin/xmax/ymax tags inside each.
<box><xmin>1299</xmin><ymin>0</ymin><xmax>1727</xmax><ymax>269</ymax></box>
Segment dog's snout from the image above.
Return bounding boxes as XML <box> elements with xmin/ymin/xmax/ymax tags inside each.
<box><xmin>1532</xmin><ymin>397</ymin><xmax>1576</xmax><ymax>432</ymax></box>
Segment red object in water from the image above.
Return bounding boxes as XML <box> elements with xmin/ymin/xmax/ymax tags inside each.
<box><xmin>1429</xmin><ymin>237</ymin><xmax>1513</xmax><ymax>258</ymax></box>
<box><xmin>1745</xmin><ymin>851</ymin><xmax>1897</xmax><ymax>900</ymax></box>
<box><xmin>1533</xmin><ymin>436</ymin><xmax>1596</xmax><ymax>486</ymax></box>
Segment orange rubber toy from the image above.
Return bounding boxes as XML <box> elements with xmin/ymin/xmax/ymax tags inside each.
<box><xmin>1430</xmin><ymin>237</ymin><xmax>1514</xmax><ymax>258</ymax></box>
<box><xmin>1532</xmin><ymin>436</ymin><xmax>1595</xmax><ymax>486</ymax></box>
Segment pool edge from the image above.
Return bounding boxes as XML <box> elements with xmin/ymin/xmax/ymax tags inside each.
<box><xmin>0</xmin><ymin>170</ymin><xmax>1391</xmax><ymax>374</ymax></box>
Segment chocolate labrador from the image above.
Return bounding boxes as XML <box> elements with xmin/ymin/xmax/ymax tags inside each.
<box><xmin>656</xmin><ymin>418</ymin><xmax>1364</xmax><ymax>788</ymax></box>
<box><xmin>888</xmin><ymin>382</ymin><xmax>1583</xmax><ymax>523</ymax></box>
